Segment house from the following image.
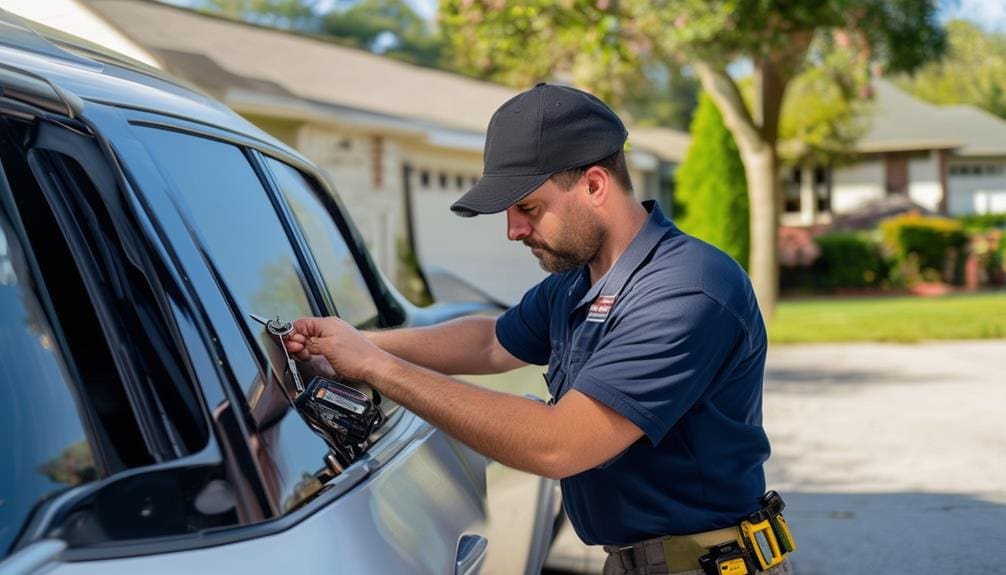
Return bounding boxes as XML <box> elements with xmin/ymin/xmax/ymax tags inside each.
<box><xmin>0</xmin><ymin>0</ymin><xmax>689</xmax><ymax>304</ymax></box>
<box><xmin>783</xmin><ymin>78</ymin><xmax>1006</xmax><ymax>227</ymax></box>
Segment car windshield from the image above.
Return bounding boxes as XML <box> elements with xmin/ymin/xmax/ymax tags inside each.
<box><xmin>0</xmin><ymin>207</ymin><xmax>97</xmax><ymax>558</ymax></box>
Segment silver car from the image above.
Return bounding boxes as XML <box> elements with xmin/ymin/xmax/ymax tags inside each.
<box><xmin>0</xmin><ymin>10</ymin><xmax>560</xmax><ymax>574</ymax></box>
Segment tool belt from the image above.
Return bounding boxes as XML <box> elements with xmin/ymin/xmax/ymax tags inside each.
<box><xmin>603</xmin><ymin>491</ymin><xmax>796</xmax><ymax>575</ymax></box>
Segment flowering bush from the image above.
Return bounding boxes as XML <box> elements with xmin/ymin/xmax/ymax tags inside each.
<box><xmin>880</xmin><ymin>214</ymin><xmax>968</xmax><ymax>285</ymax></box>
<box><xmin>777</xmin><ymin>226</ymin><xmax>820</xmax><ymax>267</ymax></box>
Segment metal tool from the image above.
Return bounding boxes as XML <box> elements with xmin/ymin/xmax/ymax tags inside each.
<box><xmin>250</xmin><ymin>313</ymin><xmax>305</xmax><ymax>393</ymax></box>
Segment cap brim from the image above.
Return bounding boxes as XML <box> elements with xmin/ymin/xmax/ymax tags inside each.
<box><xmin>450</xmin><ymin>172</ymin><xmax>552</xmax><ymax>217</ymax></box>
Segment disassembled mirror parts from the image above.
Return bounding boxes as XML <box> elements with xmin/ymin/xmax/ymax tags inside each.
<box><xmin>250</xmin><ymin>313</ymin><xmax>385</xmax><ymax>471</ymax></box>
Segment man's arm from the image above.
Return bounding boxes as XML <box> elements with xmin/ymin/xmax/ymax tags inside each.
<box><xmin>290</xmin><ymin>316</ymin><xmax>642</xmax><ymax>479</ymax></box>
<box><xmin>366</xmin><ymin>316</ymin><xmax>525</xmax><ymax>375</ymax></box>
<box><xmin>371</xmin><ymin>355</ymin><xmax>643</xmax><ymax>479</ymax></box>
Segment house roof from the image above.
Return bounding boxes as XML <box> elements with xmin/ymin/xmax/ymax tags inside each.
<box><xmin>79</xmin><ymin>0</ymin><xmax>690</xmax><ymax>161</ymax></box>
<box><xmin>83</xmin><ymin>0</ymin><xmax>515</xmax><ymax>135</ymax></box>
<box><xmin>859</xmin><ymin>79</ymin><xmax>1006</xmax><ymax>157</ymax></box>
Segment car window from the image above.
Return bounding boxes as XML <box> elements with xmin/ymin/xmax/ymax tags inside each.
<box><xmin>132</xmin><ymin>126</ymin><xmax>334</xmax><ymax>511</ymax></box>
<box><xmin>264</xmin><ymin>157</ymin><xmax>380</xmax><ymax>329</ymax></box>
<box><xmin>0</xmin><ymin>207</ymin><xmax>97</xmax><ymax>557</ymax></box>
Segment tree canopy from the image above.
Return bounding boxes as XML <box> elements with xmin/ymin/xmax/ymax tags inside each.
<box><xmin>199</xmin><ymin>0</ymin><xmax>318</xmax><ymax>30</ymax></box>
<box><xmin>197</xmin><ymin>0</ymin><xmax>445</xmax><ymax>68</ymax></box>
<box><xmin>440</xmin><ymin>0</ymin><xmax>946</xmax><ymax>318</ymax></box>
<box><xmin>895</xmin><ymin>19</ymin><xmax>1006</xmax><ymax>120</ymax></box>
<box><xmin>323</xmin><ymin>0</ymin><xmax>445</xmax><ymax>67</ymax></box>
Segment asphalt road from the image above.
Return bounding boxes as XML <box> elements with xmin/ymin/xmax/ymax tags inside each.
<box><xmin>543</xmin><ymin>340</ymin><xmax>1006</xmax><ymax>574</ymax></box>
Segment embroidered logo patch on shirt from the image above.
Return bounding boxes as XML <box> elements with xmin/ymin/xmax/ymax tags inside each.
<box><xmin>586</xmin><ymin>295</ymin><xmax>617</xmax><ymax>323</ymax></box>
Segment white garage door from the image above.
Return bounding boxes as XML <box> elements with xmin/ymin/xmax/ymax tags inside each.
<box><xmin>411</xmin><ymin>188</ymin><xmax>547</xmax><ymax>306</ymax></box>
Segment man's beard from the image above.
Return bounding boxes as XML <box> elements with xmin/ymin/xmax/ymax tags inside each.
<box><xmin>524</xmin><ymin>205</ymin><xmax>606</xmax><ymax>274</ymax></box>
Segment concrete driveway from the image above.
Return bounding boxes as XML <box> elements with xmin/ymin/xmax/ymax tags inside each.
<box><xmin>544</xmin><ymin>340</ymin><xmax>1006</xmax><ymax>574</ymax></box>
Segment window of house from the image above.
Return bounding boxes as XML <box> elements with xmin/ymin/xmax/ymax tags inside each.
<box><xmin>950</xmin><ymin>164</ymin><xmax>1005</xmax><ymax>177</ymax></box>
<box><xmin>438</xmin><ymin>172</ymin><xmax>448</xmax><ymax>188</ymax></box>
<box><xmin>420</xmin><ymin>170</ymin><xmax>430</xmax><ymax>187</ymax></box>
<box><xmin>265</xmin><ymin>157</ymin><xmax>379</xmax><ymax>329</ymax></box>
<box><xmin>783</xmin><ymin>168</ymin><xmax>801</xmax><ymax>213</ymax></box>
<box><xmin>814</xmin><ymin>166</ymin><xmax>832</xmax><ymax>213</ymax></box>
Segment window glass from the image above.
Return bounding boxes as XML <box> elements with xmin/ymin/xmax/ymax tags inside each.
<box><xmin>265</xmin><ymin>157</ymin><xmax>379</xmax><ymax>328</ymax></box>
<box><xmin>133</xmin><ymin>126</ymin><xmax>331</xmax><ymax>511</ymax></box>
<box><xmin>0</xmin><ymin>210</ymin><xmax>97</xmax><ymax>558</ymax></box>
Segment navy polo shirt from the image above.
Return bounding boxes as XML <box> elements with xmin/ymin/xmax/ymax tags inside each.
<box><xmin>495</xmin><ymin>201</ymin><xmax>770</xmax><ymax>546</ymax></box>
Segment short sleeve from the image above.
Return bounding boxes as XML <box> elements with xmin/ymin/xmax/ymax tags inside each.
<box><xmin>494</xmin><ymin>275</ymin><xmax>560</xmax><ymax>366</ymax></box>
<box><xmin>572</xmin><ymin>290</ymin><xmax>743</xmax><ymax>444</ymax></box>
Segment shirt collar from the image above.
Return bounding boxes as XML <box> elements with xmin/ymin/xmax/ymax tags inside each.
<box><xmin>573</xmin><ymin>200</ymin><xmax>675</xmax><ymax>310</ymax></box>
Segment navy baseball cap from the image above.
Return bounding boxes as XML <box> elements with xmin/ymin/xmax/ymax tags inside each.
<box><xmin>451</xmin><ymin>83</ymin><xmax>628</xmax><ymax>217</ymax></box>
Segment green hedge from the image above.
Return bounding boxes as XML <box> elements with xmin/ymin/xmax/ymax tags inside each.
<box><xmin>814</xmin><ymin>232</ymin><xmax>890</xmax><ymax>289</ymax></box>
<box><xmin>880</xmin><ymin>215</ymin><xmax>968</xmax><ymax>284</ymax></box>
<box><xmin>959</xmin><ymin>213</ymin><xmax>1006</xmax><ymax>232</ymax></box>
<box><xmin>780</xmin><ymin>232</ymin><xmax>890</xmax><ymax>292</ymax></box>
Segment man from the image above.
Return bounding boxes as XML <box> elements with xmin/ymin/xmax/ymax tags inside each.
<box><xmin>286</xmin><ymin>84</ymin><xmax>792</xmax><ymax>574</ymax></box>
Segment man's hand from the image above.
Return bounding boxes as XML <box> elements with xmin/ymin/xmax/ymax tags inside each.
<box><xmin>285</xmin><ymin>316</ymin><xmax>387</xmax><ymax>381</ymax></box>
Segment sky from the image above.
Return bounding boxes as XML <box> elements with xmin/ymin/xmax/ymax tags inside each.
<box><xmin>940</xmin><ymin>0</ymin><xmax>1006</xmax><ymax>32</ymax></box>
<box><xmin>170</xmin><ymin>0</ymin><xmax>1006</xmax><ymax>34</ymax></box>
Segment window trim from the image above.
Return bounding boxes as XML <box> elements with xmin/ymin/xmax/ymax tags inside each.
<box><xmin>0</xmin><ymin>120</ymin><xmax>110</xmax><ymax>475</ymax></box>
<box><xmin>27</xmin><ymin>125</ymin><xmax>179</xmax><ymax>464</ymax></box>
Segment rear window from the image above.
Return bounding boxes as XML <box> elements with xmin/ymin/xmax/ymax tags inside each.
<box><xmin>0</xmin><ymin>211</ymin><xmax>97</xmax><ymax>557</ymax></box>
<box><xmin>265</xmin><ymin>157</ymin><xmax>380</xmax><ymax>328</ymax></box>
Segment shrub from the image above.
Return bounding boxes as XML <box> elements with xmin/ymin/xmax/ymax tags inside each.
<box><xmin>967</xmin><ymin>229</ymin><xmax>1005</xmax><ymax>287</ymax></box>
<box><xmin>880</xmin><ymin>214</ymin><xmax>968</xmax><ymax>284</ymax></box>
<box><xmin>959</xmin><ymin>213</ymin><xmax>1006</xmax><ymax>232</ymax></box>
<box><xmin>674</xmin><ymin>92</ymin><xmax>749</xmax><ymax>269</ymax></box>
<box><xmin>814</xmin><ymin>232</ymin><xmax>890</xmax><ymax>289</ymax></box>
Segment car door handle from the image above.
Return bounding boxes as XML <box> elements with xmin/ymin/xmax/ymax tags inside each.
<box><xmin>455</xmin><ymin>534</ymin><xmax>488</xmax><ymax>575</ymax></box>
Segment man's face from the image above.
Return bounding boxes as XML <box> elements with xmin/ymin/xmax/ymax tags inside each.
<box><xmin>505</xmin><ymin>178</ymin><xmax>606</xmax><ymax>273</ymax></box>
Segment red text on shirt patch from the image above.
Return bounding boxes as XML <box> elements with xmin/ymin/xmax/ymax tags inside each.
<box><xmin>586</xmin><ymin>295</ymin><xmax>616</xmax><ymax>323</ymax></box>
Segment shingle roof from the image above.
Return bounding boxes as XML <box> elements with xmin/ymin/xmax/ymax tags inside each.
<box><xmin>83</xmin><ymin>0</ymin><xmax>514</xmax><ymax>133</ymax></box>
<box><xmin>859</xmin><ymin>79</ymin><xmax>1006</xmax><ymax>156</ymax></box>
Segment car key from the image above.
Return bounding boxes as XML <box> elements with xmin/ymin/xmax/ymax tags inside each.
<box><xmin>250</xmin><ymin>313</ymin><xmax>306</xmax><ymax>393</ymax></box>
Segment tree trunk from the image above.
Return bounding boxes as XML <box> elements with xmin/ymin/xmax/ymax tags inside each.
<box><xmin>740</xmin><ymin>147</ymin><xmax>780</xmax><ymax>319</ymax></box>
<box><xmin>694</xmin><ymin>61</ymin><xmax>784</xmax><ymax>319</ymax></box>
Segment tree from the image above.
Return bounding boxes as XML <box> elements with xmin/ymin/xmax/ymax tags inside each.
<box><xmin>324</xmin><ymin>0</ymin><xmax>445</xmax><ymax>67</ymax></box>
<box><xmin>440</xmin><ymin>0</ymin><xmax>945</xmax><ymax>318</ymax></box>
<box><xmin>623</xmin><ymin>63</ymin><xmax>701</xmax><ymax>131</ymax></box>
<box><xmin>675</xmin><ymin>92</ymin><xmax>749</xmax><ymax>269</ymax></box>
<box><xmin>198</xmin><ymin>0</ymin><xmax>319</xmax><ymax>30</ymax></box>
<box><xmin>441</xmin><ymin>0</ymin><xmax>641</xmax><ymax>105</ymax></box>
<box><xmin>197</xmin><ymin>0</ymin><xmax>445</xmax><ymax>68</ymax></box>
<box><xmin>895</xmin><ymin>20</ymin><xmax>1006</xmax><ymax>120</ymax></box>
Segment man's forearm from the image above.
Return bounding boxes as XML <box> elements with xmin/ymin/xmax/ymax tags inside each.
<box><xmin>367</xmin><ymin>316</ymin><xmax>517</xmax><ymax>375</ymax></box>
<box><xmin>366</xmin><ymin>354</ymin><xmax>565</xmax><ymax>478</ymax></box>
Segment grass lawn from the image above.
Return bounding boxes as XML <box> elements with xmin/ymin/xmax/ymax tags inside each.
<box><xmin>769</xmin><ymin>291</ymin><xmax>1006</xmax><ymax>343</ymax></box>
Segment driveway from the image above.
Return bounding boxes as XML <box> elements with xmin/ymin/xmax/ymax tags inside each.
<box><xmin>544</xmin><ymin>340</ymin><xmax>1006</xmax><ymax>574</ymax></box>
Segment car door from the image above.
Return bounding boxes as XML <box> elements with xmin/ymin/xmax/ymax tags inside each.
<box><xmin>0</xmin><ymin>91</ymin><xmax>490</xmax><ymax>574</ymax></box>
<box><xmin>253</xmin><ymin>148</ymin><xmax>564</xmax><ymax>575</ymax></box>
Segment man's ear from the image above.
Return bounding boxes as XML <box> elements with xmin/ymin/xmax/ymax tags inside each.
<box><xmin>583</xmin><ymin>165</ymin><xmax>611</xmax><ymax>207</ymax></box>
